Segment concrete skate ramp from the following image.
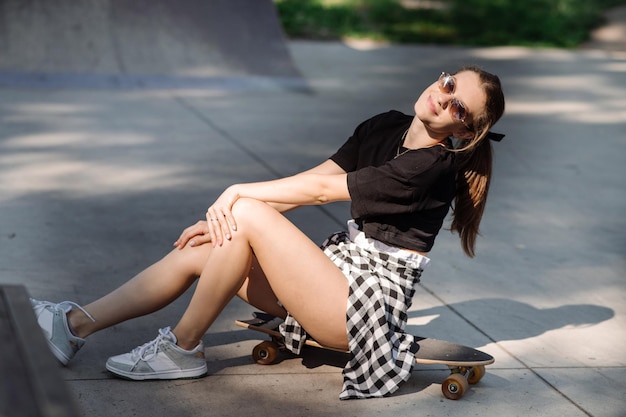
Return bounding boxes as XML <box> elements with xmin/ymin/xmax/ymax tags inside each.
<box><xmin>0</xmin><ymin>0</ymin><xmax>304</xmax><ymax>89</ymax></box>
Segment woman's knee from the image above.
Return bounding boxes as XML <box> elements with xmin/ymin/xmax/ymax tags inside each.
<box><xmin>163</xmin><ymin>244</ymin><xmax>211</xmax><ymax>277</ymax></box>
<box><xmin>231</xmin><ymin>198</ymin><xmax>275</xmax><ymax>228</ymax></box>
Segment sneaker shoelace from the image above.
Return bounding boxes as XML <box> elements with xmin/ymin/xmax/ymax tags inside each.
<box><xmin>131</xmin><ymin>327</ymin><xmax>174</xmax><ymax>365</ymax></box>
<box><xmin>32</xmin><ymin>300</ymin><xmax>96</xmax><ymax>323</ymax></box>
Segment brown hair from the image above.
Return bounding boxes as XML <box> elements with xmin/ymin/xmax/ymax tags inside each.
<box><xmin>450</xmin><ymin>66</ymin><xmax>505</xmax><ymax>257</ymax></box>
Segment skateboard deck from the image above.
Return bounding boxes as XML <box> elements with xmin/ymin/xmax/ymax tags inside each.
<box><xmin>236</xmin><ymin>314</ymin><xmax>494</xmax><ymax>400</ymax></box>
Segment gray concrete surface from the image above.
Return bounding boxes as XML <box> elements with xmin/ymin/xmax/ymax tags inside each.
<box><xmin>0</xmin><ymin>0</ymin><xmax>304</xmax><ymax>90</ymax></box>
<box><xmin>1</xmin><ymin>4</ymin><xmax>625</xmax><ymax>417</ymax></box>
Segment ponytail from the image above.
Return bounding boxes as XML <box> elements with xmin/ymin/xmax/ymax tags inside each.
<box><xmin>450</xmin><ymin>139</ymin><xmax>492</xmax><ymax>257</ymax></box>
<box><xmin>450</xmin><ymin>66</ymin><xmax>505</xmax><ymax>257</ymax></box>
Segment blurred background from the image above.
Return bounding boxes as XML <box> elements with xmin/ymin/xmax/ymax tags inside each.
<box><xmin>274</xmin><ymin>0</ymin><xmax>625</xmax><ymax>48</ymax></box>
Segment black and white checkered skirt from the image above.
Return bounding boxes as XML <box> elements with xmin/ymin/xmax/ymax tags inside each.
<box><xmin>279</xmin><ymin>221</ymin><xmax>430</xmax><ymax>400</ymax></box>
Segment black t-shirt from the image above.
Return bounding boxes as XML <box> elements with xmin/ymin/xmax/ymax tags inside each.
<box><xmin>330</xmin><ymin>110</ymin><xmax>456</xmax><ymax>252</ymax></box>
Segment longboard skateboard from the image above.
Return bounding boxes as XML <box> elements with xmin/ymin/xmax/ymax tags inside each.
<box><xmin>236</xmin><ymin>313</ymin><xmax>494</xmax><ymax>400</ymax></box>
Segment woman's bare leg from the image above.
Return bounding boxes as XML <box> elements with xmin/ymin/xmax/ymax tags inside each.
<box><xmin>66</xmin><ymin>230</ymin><xmax>287</xmax><ymax>340</ymax></box>
<box><xmin>236</xmin><ymin>256</ymin><xmax>288</xmax><ymax>319</ymax></box>
<box><xmin>67</xmin><ymin>243</ymin><xmax>212</xmax><ymax>339</ymax></box>
<box><xmin>172</xmin><ymin>198</ymin><xmax>349</xmax><ymax>351</ymax></box>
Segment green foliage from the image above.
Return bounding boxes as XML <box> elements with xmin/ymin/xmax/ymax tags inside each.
<box><xmin>449</xmin><ymin>0</ymin><xmax>613</xmax><ymax>47</ymax></box>
<box><xmin>275</xmin><ymin>0</ymin><xmax>450</xmax><ymax>42</ymax></box>
<box><xmin>273</xmin><ymin>0</ymin><xmax>626</xmax><ymax>47</ymax></box>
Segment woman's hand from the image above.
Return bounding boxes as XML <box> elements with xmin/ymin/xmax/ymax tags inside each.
<box><xmin>173</xmin><ymin>220</ymin><xmax>211</xmax><ymax>249</ymax></box>
<box><xmin>173</xmin><ymin>186</ymin><xmax>239</xmax><ymax>249</ymax></box>
<box><xmin>205</xmin><ymin>186</ymin><xmax>240</xmax><ymax>247</ymax></box>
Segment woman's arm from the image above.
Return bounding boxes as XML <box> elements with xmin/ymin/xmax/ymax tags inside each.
<box><xmin>175</xmin><ymin>159</ymin><xmax>348</xmax><ymax>249</ymax></box>
<box><xmin>267</xmin><ymin>159</ymin><xmax>347</xmax><ymax>213</ymax></box>
<box><xmin>205</xmin><ymin>171</ymin><xmax>349</xmax><ymax>246</ymax></box>
<box><xmin>231</xmin><ymin>172</ymin><xmax>350</xmax><ymax>207</ymax></box>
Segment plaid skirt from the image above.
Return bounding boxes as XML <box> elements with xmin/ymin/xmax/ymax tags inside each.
<box><xmin>279</xmin><ymin>221</ymin><xmax>430</xmax><ymax>400</ymax></box>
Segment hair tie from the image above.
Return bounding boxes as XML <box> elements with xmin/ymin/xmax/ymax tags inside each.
<box><xmin>487</xmin><ymin>131</ymin><xmax>505</xmax><ymax>142</ymax></box>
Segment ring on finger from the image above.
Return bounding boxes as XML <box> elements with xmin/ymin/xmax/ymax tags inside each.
<box><xmin>210</xmin><ymin>218</ymin><xmax>217</xmax><ymax>222</ymax></box>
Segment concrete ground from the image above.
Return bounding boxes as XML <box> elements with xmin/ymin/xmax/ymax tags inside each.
<box><xmin>1</xmin><ymin>16</ymin><xmax>625</xmax><ymax>417</ymax></box>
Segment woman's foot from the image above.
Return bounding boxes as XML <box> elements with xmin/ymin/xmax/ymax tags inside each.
<box><xmin>105</xmin><ymin>327</ymin><xmax>207</xmax><ymax>380</ymax></box>
<box><xmin>30</xmin><ymin>299</ymin><xmax>93</xmax><ymax>365</ymax></box>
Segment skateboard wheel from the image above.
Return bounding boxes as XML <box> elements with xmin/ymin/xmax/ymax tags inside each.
<box><xmin>467</xmin><ymin>365</ymin><xmax>485</xmax><ymax>385</ymax></box>
<box><xmin>442</xmin><ymin>373</ymin><xmax>469</xmax><ymax>400</ymax></box>
<box><xmin>252</xmin><ymin>341</ymin><xmax>279</xmax><ymax>365</ymax></box>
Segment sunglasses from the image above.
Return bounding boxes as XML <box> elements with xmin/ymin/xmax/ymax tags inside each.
<box><xmin>438</xmin><ymin>72</ymin><xmax>472</xmax><ymax>131</ymax></box>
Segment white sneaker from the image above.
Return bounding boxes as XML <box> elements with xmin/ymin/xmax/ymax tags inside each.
<box><xmin>30</xmin><ymin>299</ymin><xmax>95</xmax><ymax>365</ymax></box>
<box><xmin>105</xmin><ymin>327</ymin><xmax>207</xmax><ymax>380</ymax></box>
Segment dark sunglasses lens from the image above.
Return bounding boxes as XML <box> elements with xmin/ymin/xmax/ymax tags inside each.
<box><xmin>439</xmin><ymin>74</ymin><xmax>455</xmax><ymax>94</ymax></box>
<box><xmin>451</xmin><ymin>100</ymin><xmax>466</xmax><ymax>121</ymax></box>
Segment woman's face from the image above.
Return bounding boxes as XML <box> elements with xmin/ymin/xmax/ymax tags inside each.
<box><xmin>414</xmin><ymin>70</ymin><xmax>486</xmax><ymax>139</ymax></box>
